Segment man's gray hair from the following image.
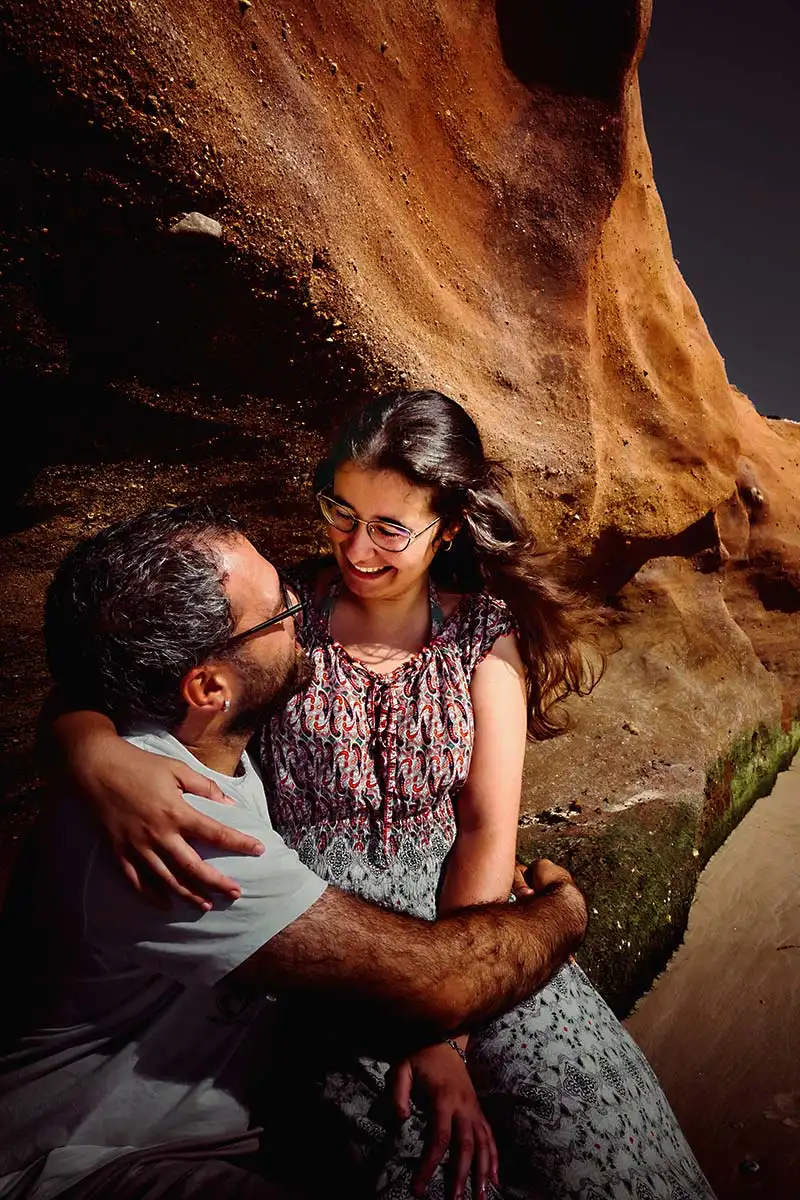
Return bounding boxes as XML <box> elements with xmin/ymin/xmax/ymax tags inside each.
<box><xmin>45</xmin><ymin>503</ymin><xmax>243</xmax><ymax>730</ymax></box>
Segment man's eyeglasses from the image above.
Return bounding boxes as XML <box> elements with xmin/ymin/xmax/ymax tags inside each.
<box><xmin>316</xmin><ymin>492</ymin><xmax>440</xmax><ymax>553</ymax></box>
<box><xmin>226</xmin><ymin>578</ymin><xmax>304</xmax><ymax>646</ymax></box>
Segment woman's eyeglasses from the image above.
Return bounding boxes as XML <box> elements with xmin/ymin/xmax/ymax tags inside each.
<box><xmin>316</xmin><ymin>492</ymin><xmax>440</xmax><ymax>553</ymax></box>
<box><xmin>226</xmin><ymin>577</ymin><xmax>304</xmax><ymax>646</ymax></box>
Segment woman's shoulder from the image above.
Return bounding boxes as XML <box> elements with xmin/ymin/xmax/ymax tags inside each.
<box><xmin>443</xmin><ymin>588</ymin><xmax>512</xmax><ymax>625</ymax></box>
<box><xmin>441</xmin><ymin>588</ymin><xmax>516</xmax><ymax>669</ymax></box>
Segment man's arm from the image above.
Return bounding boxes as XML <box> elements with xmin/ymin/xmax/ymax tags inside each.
<box><xmin>231</xmin><ymin>862</ymin><xmax>587</xmax><ymax>1058</ymax></box>
<box><xmin>82</xmin><ymin>791</ymin><xmax>585</xmax><ymax>1061</ymax></box>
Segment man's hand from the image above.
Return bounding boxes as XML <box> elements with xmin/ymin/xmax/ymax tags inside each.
<box><xmin>389</xmin><ymin>1043</ymin><xmax>499</xmax><ymax>1200</ymax></box>
<box><xmin>513</xmin><ymin>859</ymin><xmax>583</xmax><ymax>969</ymax></box>
<box><xmin>512</xmin><ymin>857</ymin><xmax>574</xmax><ymax>898</ymax></box>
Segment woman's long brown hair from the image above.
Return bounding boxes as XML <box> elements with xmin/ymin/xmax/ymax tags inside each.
<box><xmin>315</xmin><ymin>389</ymin><xmax>605</xmax><ymax>739</ymax></box>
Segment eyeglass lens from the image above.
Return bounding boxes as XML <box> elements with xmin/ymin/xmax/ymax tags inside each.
<box><xmin>318</xmin><ymin>495</ymin><xmax>412</xmax><ymax>552</ymax></box>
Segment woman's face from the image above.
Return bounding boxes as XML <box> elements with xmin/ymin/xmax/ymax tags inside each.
<box><xmin>325</xmin><ymin>461</ymin><xmax>445</xmax><ymax>600</ymax></box>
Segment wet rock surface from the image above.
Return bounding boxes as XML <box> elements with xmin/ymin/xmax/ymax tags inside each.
<box><xmin>625</xmin><ymin>756</ymin><xmax>800</xmax><ymax>1195</ymax></box>
<box><xmin>1</xmin><ymin>0</ymin><xmax>798</xmax><ymax>1006</ymax></box>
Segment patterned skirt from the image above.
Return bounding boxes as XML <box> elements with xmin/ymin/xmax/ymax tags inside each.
<box><xmin>270</xmin><ymin>835</ymin><xmax>715</xmax><ymax>1199</ymax></box>
<box><xmin>310</xmin><ymin>959</ymin><xmax>714</xmax><ymax>1200</ymax></box>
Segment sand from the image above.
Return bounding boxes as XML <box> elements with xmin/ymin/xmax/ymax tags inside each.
<box><xmin>625</xmin><ymin>754</ymin><xmax>800</xmax><ymax>1199</ymax></box>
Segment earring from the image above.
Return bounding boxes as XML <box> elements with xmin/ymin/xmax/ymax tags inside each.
<box><xmin>441</xmin><ymin>538</ymin><xmax>454</xmax><ymax>553</ymax></box>
<box><xmin>222</xmin><ymin>699</ymin><xmax>231</xmax><ymax>712</ymax></box>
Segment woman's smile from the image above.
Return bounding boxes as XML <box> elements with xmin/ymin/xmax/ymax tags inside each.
<box><xmin>327</xmin><ymin>461</ymin><xmax>442</xmax><ymax>600</ymax></box>
<box><xmin>344</xmin><ymin>559</ymin><xmax>392</xmax><ymax>578</ymax></box>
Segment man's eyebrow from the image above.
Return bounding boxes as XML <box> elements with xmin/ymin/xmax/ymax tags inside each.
<box><xmin>242</xmin><ymin>581</ymin><xmax>283</xmax><ymax>626</ymax></box>
<box><xmin>269</xmin><ymin>577</ymin><xmax>289</xmax><ymax>618</ymax></box>
<box><xmin>234</xmin><ymin>594</ymin><xmax>282</xmax><ymax>634</ymax></box>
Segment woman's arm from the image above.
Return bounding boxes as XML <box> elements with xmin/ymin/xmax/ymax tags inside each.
<box><xmin>438</xmin><ymin>632</ymin><xmax>527</xmax><ymax>915</ymax></box>
<box><xmin>43</xmin><ymin>705</ymin><xmax>264</xmax><ymax>907</ymax></box>
<box><xmin>392</xmin><ymin>633</ymin><xmax>525</xmax><ymax>1198</ymax></box>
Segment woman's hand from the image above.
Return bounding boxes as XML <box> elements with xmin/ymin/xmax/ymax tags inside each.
<box><xmin>71</xmin><ymin>736</ymin><xmax>264</xmax><ymax>909</ymax></box>
<box><xmin>389</xmin><ymin>1043</ymin><xmax>499</xmax><ymax>1200</ymax></box>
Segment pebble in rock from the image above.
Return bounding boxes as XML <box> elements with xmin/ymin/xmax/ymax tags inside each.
<box><xmin>169</xmin><ymin>212</ymin><xmax>223</xmax><ymax>238</ymax></box>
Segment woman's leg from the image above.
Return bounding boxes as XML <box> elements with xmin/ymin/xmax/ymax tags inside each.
<box><xmin>468</xmin><ymin>960</ymin><xmax>716</xmax><ymax>1200</ymax></box>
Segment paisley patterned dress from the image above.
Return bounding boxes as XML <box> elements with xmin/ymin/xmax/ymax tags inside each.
<box><xmin>261</xmin><ymin>567</ymin><xmax>715</xmax><ymax>1200</ymax></box>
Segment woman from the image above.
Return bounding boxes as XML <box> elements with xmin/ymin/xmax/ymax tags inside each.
<box><xmin>54</xmin><ymin>392</ymin><xmax>715</xmax><ymax>1200</ymax></box>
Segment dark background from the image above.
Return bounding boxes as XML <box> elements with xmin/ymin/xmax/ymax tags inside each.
<box><xmin>640</xmin><ymin>0</ymin><xmax>799</xmax><ymax>421</ymax></box>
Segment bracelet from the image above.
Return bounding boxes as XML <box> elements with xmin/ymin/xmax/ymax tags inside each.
<box><xmin>445</xmin><ymin>1037</ymin><xmax>468</xmax><ymax>1064</ymax></box>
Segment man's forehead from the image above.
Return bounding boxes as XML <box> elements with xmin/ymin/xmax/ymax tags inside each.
<box><xmin>217</xmin><ymin>535</ymin><xmax>278</xmax><ymax>603</ymax></box>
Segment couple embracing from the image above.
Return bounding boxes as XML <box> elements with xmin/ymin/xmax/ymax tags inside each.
<box><xmin>0</xmin><ymin>391</ymin><xmax>714</xmax><ymax>1199</ymax></box>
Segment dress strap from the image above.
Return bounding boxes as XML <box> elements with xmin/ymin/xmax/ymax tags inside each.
<box><xmin>319</xmin><ymin>575</ymin><xmax>340</xmax><ymax>630</ymax></box>
<box><xmin>429</xmin><ymin>579</ymin><xmax>446</xmax><ymax>638</ymax></box>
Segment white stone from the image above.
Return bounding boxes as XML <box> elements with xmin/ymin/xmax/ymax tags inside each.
<box><xmin>170</xmin><ymin>212</ymin><xmax>222</xmax><ymax>238</ymax></box>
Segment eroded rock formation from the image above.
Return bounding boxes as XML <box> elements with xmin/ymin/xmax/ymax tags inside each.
<box><xmin>1</xmin><ymin>0</ymin><xmax>798</xmax><ymax>1005</ymax></box>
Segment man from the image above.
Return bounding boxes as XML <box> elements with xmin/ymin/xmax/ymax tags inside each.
<box><xmin>0</xmin><ymin>504</ymin><xmax>586</xmax><ymax>1200</ymax></box>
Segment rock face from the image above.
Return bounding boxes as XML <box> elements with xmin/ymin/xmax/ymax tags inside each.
<box><xmin>1</xmin><ymin>0</ymin><xmax>798</xmax><ymax>1007</ymax></box>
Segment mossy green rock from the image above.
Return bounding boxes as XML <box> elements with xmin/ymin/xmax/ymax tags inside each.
<box><xmin>518</xmin><ymin>711</ymin><xmax>800</xmax><ymax>1016</ymax></box>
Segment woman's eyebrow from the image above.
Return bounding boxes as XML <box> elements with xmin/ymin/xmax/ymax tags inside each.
<box><xmin>329</xmin><ymin>492</ymin><xmax>410</xmax><ymax>527</ymax></box>
<box><xmin>328</xmin><ymin>491</ymin><xmax>356</xmax><ymax>509</ymax></box>
<box><xmin>375</xmin><ymin>516</ymin><xmax>411</xmax><ymax>528</ymax></box>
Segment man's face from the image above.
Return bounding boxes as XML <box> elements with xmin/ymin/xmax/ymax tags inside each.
<box><xmin>217</xmin><ymin>536</ymin><xmax>311</xmax><ymax>732</ymax></box>
<box><xmin>225</xmin><ymin>644</ymin><xmax>311</xmax><ymax>735</ymax></box>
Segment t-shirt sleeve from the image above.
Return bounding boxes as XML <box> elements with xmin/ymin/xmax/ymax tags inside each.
<box><xmin>83</xmin><ymin>795</ymin><xmax>328</xmax><ymax>989</ymax></box>
<box><xmin>458</xmin><ymin>592</ymin><xmax>517</xmax><ymax>677</ymax></box>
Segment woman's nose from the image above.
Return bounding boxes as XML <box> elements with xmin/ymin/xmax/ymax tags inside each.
<box><xmin>345</xmin><ymin>524</ymin><xmax>377</xmax><ymax>558</ymax></box>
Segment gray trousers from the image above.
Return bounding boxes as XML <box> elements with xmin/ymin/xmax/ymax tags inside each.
<box><xmin>59</xmin><ymin>1157</ymin><xmax>295</xmax><ymax>1200</ymax></box>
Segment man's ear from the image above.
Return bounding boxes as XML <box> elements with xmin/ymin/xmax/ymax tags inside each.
<box><xmin>181</xmin><ymin>662</ymin><xmax>231</xmax><ymax>714</ymax></box>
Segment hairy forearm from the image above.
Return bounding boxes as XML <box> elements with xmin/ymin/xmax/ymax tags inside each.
<box><xmin>431</xmin><ymin>883</ymin><xmax>586</xmax><ymax>1031</ymax></box>
<box><xmin>233</xmin><ymin>879</ymin><xmax>586</xmax><ymax>1057</ymax></box>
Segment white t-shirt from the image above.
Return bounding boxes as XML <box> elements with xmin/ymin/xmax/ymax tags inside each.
<box><xmin>0</xmin><ymin>730</ymin><xmax>327</xmax><ymax>1200</ymax></box>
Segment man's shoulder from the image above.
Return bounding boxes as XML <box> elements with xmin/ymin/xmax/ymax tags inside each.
<box><xmin>124</xmin><ymin>726</ymin><xmax>188</xmax><ymax>760</ymax></box>
<box><xmin>123</xmin><ymin>729</ymin><xmax>262</xmax><ymax>812</ymax></box>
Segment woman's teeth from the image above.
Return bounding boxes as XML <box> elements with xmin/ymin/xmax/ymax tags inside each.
<box><xmin>348</xmin><ymin>561</ymin><xmax>388</xmax><ymax>576</ymax></box>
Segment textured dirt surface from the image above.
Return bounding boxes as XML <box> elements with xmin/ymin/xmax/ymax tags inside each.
<box><xmin>1</xmin><ymin>0</ymin><xmax>799</xmax><ymax>1002</ymax></box>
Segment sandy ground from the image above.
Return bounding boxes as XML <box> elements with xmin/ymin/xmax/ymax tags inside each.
<box><xmin>626</xmin><ymin>754</ymin><xmax>800</xmax><ymax>1199</ymax></box>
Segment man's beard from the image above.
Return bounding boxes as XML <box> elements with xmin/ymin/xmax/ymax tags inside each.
<box><xmin>224</xmin><ymin>644</ymin><xmax>313</xmax><ymax>737</ymax></box>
